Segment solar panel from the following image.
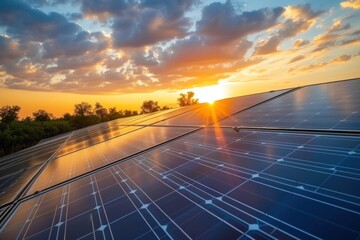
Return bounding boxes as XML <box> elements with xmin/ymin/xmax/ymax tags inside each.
<box><xmin>0</xmin><ymin>79</ymin><xmax>359</xmax><ymax>239</ymax></box>
<box><xmin>1</xmin><ymin>128</ymin><xmax>359</xmax><ymax>239</ymax></box>
<box><xmin>0</xmin><ymin>135</ymin><xmax>69</xmax><ymax>206</ymax></box>
<box><xmin>55</xmin><ymin>126</ymin><xmax>143</xmax><ymax>157</ymax></box>
<box><xmin>153</xmin><ymin>90</ymin><xmax>289</xmax><ymax>126</ymax></box>
<box><xmin>25</xmin><ymin>126</ymin><xmax>197</xmax><ymax>196</ymax></box>
<box><xmin>220</xmin><ymin>79</ymin><xmax>360</xmax><ymax>131</ymax></box>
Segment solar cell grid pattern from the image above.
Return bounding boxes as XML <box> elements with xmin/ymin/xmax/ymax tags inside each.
<box><xmin>1</xmin><ymin>128</ymin><xmax>359</xmax><ymax>239</ymax></box>
<box><xmin>220</xmin><ymin>79</ymin><xmax>360</xmax><ymax>130</ymax></box>
<box><xmin>26</xmin><ymin>127</ymin><xmax>195</xmax><ymax>195</ymax></box>
<box><xmin>0</xmin><ymin>78</ymin><xmax>359</xmax><ymax>239</ymax></box>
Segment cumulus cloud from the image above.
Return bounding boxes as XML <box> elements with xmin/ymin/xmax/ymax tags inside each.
<box><xmin>341</xmin><ymin>0</ymin><xmax>360</xmax><ymax>9</ymax></box>
<box><xmin>0</xmin><ymin>36</ymin><xmax>25</xmax><ymax>63</ymax></box>
<box><xmin>112</xmin><ymin>1</ymin><xmax>195</xmax><ymax>48</ymax></box>
<box><xmin>43</xmin><ymin>31</ymin><xmax>109</xmax><ymax>59</ymax></box>
<box><xmin>0</xmin><ymin>0</ymin><xmax>80</xmax><ymax>41</ymax></box>
<box><xmin>254</xmin><ymin>4</ymin><xmax>323</xmax><ymax>55</ymax></box>
<box><xmin>196</xmin><ymin>1</ymin><xmax>284</xmax><ymax>43</ymax></box>
<box><xmin>112</xmin><ymin>9</ymin><xmax>190</xmax><ymax>48</ymax></box>
<box><xmin>0</xmin><ymin>0</ymin><xmax>358</xmax><ymax>94</ymax></box>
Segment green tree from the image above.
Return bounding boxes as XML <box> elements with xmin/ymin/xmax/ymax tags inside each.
<box><xmin>0</xmin><ymin>105</ymin><xmax>21</xmax><ymax>129</ymax></box>
<box><xmin>141</xmin><ymin>100</ymin><xmax>160</xmax><ymax>114</ymax></box>
<box><xmin>94</xmin><ymin>102</ymin><xmax>108</xmax><ymax>121</ymax></box>
<box><xmin>33</xmin><ymin>109</ymin><xmax>53</xmax><ymax>126</ymax></box>
<box><xmin>74</xmin><ymin>102</ymin><xmax>93</xmax><ymax>117</ymax></box>
<box><xmin>177</xmin><ymin>91</ymin><xmax>199</xmax><ymax>107</ymax></box>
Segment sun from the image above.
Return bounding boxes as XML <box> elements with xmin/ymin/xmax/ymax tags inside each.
<box><xmin>194</xmin><ymin>84</ymin><xmax>226</xmax><ymax>104</ymax></box>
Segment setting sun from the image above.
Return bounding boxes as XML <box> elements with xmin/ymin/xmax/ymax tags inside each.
<box><xmin>193</xmin><ymin>84</ymin><xmax>227</xmax><ymax>104</ymax></box>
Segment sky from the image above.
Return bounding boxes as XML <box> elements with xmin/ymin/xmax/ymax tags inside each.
<box><xmin>0</xmin><ymin>0</ymin><xmax>359</xmax><ymax>118</ymax></box>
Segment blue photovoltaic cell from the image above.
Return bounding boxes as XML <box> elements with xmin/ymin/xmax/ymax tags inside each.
<box><xmin>1</xmin><ymin>128</ymin><xmax>359</xmax><ymax>239</ymax></box>
<box><xmin>26</xmin><ymin>127</ymin><xmax>195</xmax><ymax>195</ymax></box>
<box><xmin>220</xmin><ymin>79</ymin><xmax>360</xmax><ymax>130</ymax></box>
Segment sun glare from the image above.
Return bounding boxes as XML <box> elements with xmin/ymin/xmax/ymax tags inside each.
<box><xmin>194</xmin><ymin>84</ymin><xmax>227</xmax><ymax>104</ymax></box>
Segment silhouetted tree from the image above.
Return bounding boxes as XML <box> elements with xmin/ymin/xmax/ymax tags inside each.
<box><xmin>94</xmin><ymin>102</ymin><xmax>108</xmax><ymax>121</ymax></box>
<box><xmin>63</xmin><ymin>113</ymin><xmax>72</xmax><ymax>121</ymax></box>
<box><xmin>107</xmin><ymin>107</ymin><xmax>121</xmax><ymax>120</ymax></box>
<box><xmin>162</xmin><ymin>106</ymin><xmax>172</xmax><ymax>110</ymax></box>
<box><xmin>74</xmin><ymin>102</ymin><xmax>93</xmax><ymax>117</ymax></box>
<box><xmin>0</xmin><ymin>105</ymin><xmax>21</xmax><ymax>129</ymax></box>
<box><xmin>141</xmin><ymin>100</ymin><xmax>160</xmax><ymax>114</ymax></box>
<box><xmin>177</xmin><ymin>91</ymin><xmax>199</xmax><ymax>107</ymax></box>
<box><xmin>123</xmin><ymin>109</ymin><xmax>133</xmax><ymax>117</ymax></box>
<box><xmin>33</xmin><ymin>109</ymin><xmax>53</xmax><ymax>126</ymax></box>
<box><xmin>22</xmin><ymin>116</ymin><xmax>32</xmax><ymax>125</ymax></box>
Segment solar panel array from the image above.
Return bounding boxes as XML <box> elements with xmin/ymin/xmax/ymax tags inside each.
<box><xmin>0</xmin><ymin>78</ymin><xmax>359</xmax><ymax>239</ymax></box>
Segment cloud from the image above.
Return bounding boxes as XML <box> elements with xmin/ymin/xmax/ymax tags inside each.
<box><xmin>289</xmin><ymin>54</ymin><xmax>352</xmax><ymax>72</ymax></box>
<box><xmin>328</xmin><ymin>19</ymin><xmax>351</xmax><ymax>33</ymax></box>
<box><xmin>80</xmin><ymin>0</ymin><xmax>129</xmax><ymax>20</ymax></box>
<box><xmin>43</xmin><ymin>31</ymin><xmax>109</xmax><ymax>59</ymax></box>
<box><xmin>0</xmin><ymin>36</ymin><xmax>25</xmax><ymax>64</ymax></box>
<box><xmin>289</xmin><ymin>55</ymin><xmax>306</xmax><ymax>63</ymax></box>
<box><xmin>254</xmin><ymin>4</ymin><xmax>323</xmax><ymax>55</ymax></box>
<box><xmin>112</xmin><ymin>9</ymin><xmax>190</xmax><ymax>48</ymax></box>
<box><xmin>141</xmin><ymin>36</ymin><xmax>259</xmax><ymax>89</ymax></box>
<box><xmin>196</xmin><ymin>1</ymin><xmax>284</xmax><ymax>43</ymax></box>
<box><xmin>1</xmin><ymin>1</ymin><xmax>357</xmax><ymax>95</ymax></box>
<box><xmin>312</xmin><ymin>19</ymin><xmax>357</xmax><ymax>52</ymax></box>
<box><xmin>0</xmin><ymin>0</ymin><xmax>80</xmax><ymax>41</ymax></box>
<box><xmin>293</xmin><ymin>39</ymin><xmax>310</xmax><ymax>48</ymax></box>
<box><xmin>111</xmin><ymin>0</ymin><xmax>195</xmax><ymax>48</ymax></box>
<box><xmin>341</xmin><ymin>0</ymin><xmax>360</xmax><ymax>9</ymax></box>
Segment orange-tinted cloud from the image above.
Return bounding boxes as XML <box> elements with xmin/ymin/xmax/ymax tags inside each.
<box><xmin>312</xmin><ymin>19</ymin><xmax>357</xmax><ymax>52</ymax></box>
<box><xmin>293</xmin><ymin>39</ymin><xmax>310</xmax><ymax>48</ymax></box>
<box><xmin>341</xmin><ymin>0</ymin><xmax>360</xmax><ymax>9</ymax></box>
<box><xmin>289</xmin><ymin>54</ymin><xmax>352</xmax><ymax>72</ymax></box>
<box><xmin>254</xmin><ymin>4</ymin><xmax>323</xmax><ymax>55</ymax></box>
<box><xmin>289</xmin><ymin>55</ymin><xmax>306</xmax><ymax>63</ymax></box>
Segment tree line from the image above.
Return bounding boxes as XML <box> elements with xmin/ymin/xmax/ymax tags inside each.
<box><xmin>0</xmin><ymin>92</ymin><xmax>198</xmax><ymax>156</ymax></box>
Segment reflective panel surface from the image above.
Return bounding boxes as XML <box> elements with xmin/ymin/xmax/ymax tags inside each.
<box><xmin>220</xmin><ymin>79</ymin><xmax>360</xmax><ymax>130</ymax></box>
<box><xmin>27</xmin><ymin>127</ymin><xmax>195</xmax><ymax>194</ymax></box>
<box><xmin>0</xmin><ymin>135</ymin><xmax>68</xmax><ymax>206</ymax></box>
<box><xmin>2</xmin><ymin>128</ymin><xmax>359</xmax><ymax>239</ymax></box>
